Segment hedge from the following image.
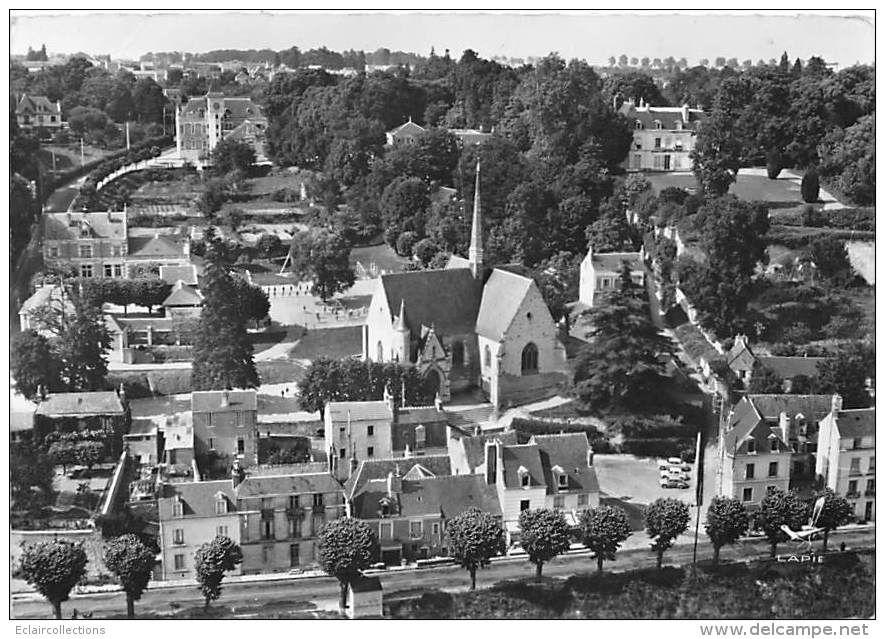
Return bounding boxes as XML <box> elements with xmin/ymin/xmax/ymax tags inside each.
<box><xmin>509</xmin><ymin>417</ymin><xmax>616</xmax><ymax>453</ymax></box>
<box><xmin>764</xmin><ymin>225</ymin><xmax>875</xmax><ymax>249</ymax></box>
<box><xmin>620</xmin><ymin>437</ymin><xmax>694</xmax><ymax>460</ymax></box>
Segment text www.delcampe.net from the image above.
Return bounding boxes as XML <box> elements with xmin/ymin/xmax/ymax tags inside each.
<box><xmin>700</xmin><ymin>624</ymin><xmax>871</xmax><ymax>637</ymax></box>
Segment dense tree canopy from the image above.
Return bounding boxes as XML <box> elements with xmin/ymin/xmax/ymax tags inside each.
<box><xmin>19</xmin><ymin>540</ymin><xmax>89</xmax><ymax>619</ymax></box>
<box><xmin>446</xmin><ymin>508</ymin><xmax>506</xmax><ymax>589</ymax></box>
<box><xmin>318</xmin><ymin>518</ymin><xmax>380</xmax><ymax>610</ymax></box>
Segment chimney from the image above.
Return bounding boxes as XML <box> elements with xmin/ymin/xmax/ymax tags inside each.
<box><xmin>831</xmin><ymin>393</ymin><xmax>843</xmax><ymax>414</ymax></box>
<box><xmin>349</xmin><ymin>454</ymin><xmax>358</xmax><ymax>478</ymax></box>
<box><xmin>117</xmin><ymin>382</ymin><xmax>127</xmax><ymax>404</ymax></box>
<box><xmin>387</xmin><ymin>470</ymin><xmax>402</xmax><ymax>498</ymax></box>
<box><xmin>779</xmin><ymin>411</ymin><xmax>790</xmax><ymax>445</ymax></box>
<box><xmin>587</xmin><ymin>445</ymin><xmax>594</xmax><ymax>468</ymax></box>
<box><xmin>220</xmin><ymin>390</ymin><xmax>230</xmax><ymax>408</ymax></box>
<box><xmin>384</xmin><ymin>383</ymin><xmax>396</xmax><ymax>416</ymax></box>
<box><xmin>231</xmin><ymin>460</ymin><xmax>244</xmax><ymax>489</ymax></box>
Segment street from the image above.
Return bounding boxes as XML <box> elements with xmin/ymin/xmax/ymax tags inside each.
<box><xmin>10</xmin><ymin>528</ymin><xmax>874</xmax><ymax>619</ymax></box>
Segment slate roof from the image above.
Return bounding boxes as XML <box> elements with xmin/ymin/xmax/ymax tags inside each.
<box><xmin>379</xmin><ymin>268</ymin><xmax>483</xmax><ymax>337</ymax></box>
<box><xmin>459</xmin><ymin>431</ymin><xmax>520</xmax><ymax>472</ymax></box>
<box><xmin>163</xmin><ymin>281</ymin><xmax>203</xmax><ymax>307</ymax></box>
<box><xmin>17</xmin><ymin>94</ymin><xmax>59</xmax><ymax>115</ymax></box>
<box><xmin>833</xmin><ymin>408</ymin><xmax>875</xmax><ymax>440</ymax></box>
<box><xmin>590</xmin><ymin>251</ymin><xmax>644</xmax><ymax>274</ymax></box>
<box><xmin>113</xmin><ymin>316</ymin><xmax>175</xmax><ymax>331</ymax></box>
<box><xmin>236</xmin><ymin>472</ymin><xmax>342</xmax><ymax>498</ymax></box>
<box><xmin>160</xmin><ymin>264</ymin><xmax>198</xmax><ymax>286</ymax></box>
<box><xmin>19</xmin><ymin>285</ymin><xmax>66</xmax><ymax>314</ymax></box>
<box><xmin>395</xmin><ymin>406</ymin><xmax>448</xmax><ymax>425</ymax></box>
<box><xmin>126</xmin><ymin>419</ymin><xmax>159</xmax><ymax>436</ymax></box>
<box><xmin>35</xmin><ymin>391</ymin><xmax>125</xmax><ymax>417</ymax></box>
<box><xmin>352</xmin><ymin>474</ymin><xmax>501</xmax><ymax>519</ymax></box>
<box><xmin>44</xmin><ymin>212</ymin><xmax>126</xmax><ymax>241</ymax></box>
<box><xmin>181</xmin><ymin>95</ymin><xmax>265</xmax><ymax>121</ymax></box>
<box><xmin>343</xmin><ymin>455</ymin><xmax>452</xmax><ymax>500</ymax></box>
<box><xmin>501</xmin><ymin>444</ymin><xmax>547</xmax><ymax>489</ymax></box>
<box><xmin>619</xmin><ymin>103</ymin><xmax>707</xmax><ymax>130</ymax></box>
<box><xmin>726</xmin><ymin>342</ymin><xmax>756</xmax><ymax>372</ymax></box>
<box><xmin>475</xmin><ymin>268</ymin><xmax>534</xmax><ymax>341</ymax></box>
<box><xmin>327</xmin><ymin>401</ymin><xmax>393</xmax><ymax>423</ymax></box>
<box><xmin>128</xmin><ymin>235</ymin><xmax>187</xmax><ymax>259</ymax></box>
<box><xmin>225</xmin><ymin>119</ymin><xmax>265</xmax><ymax>142</ymax></box>
<box><xmin>723</xmin><ymin>394</ymin><xmax>833</xmax><ymax>455</ymax></box>
<box><xmin>191</xmin><ymin>390</ymin><xmax>258</xmax><ymax>413</ymax></box>
<box><xmin>757</xmin><ymin>356</ymin><xmax>828</xmax><ymax>380</ymax></box>
<box><xmin>159</xmin><ymin>480</ymin><xmax>235</xmax><ymax>518</ymax></box>
<box><xmin>530</xmin><ymin>433</ymin><xmax>599</xmax><ymax>495</ymax></box>
<box><xmin>387</xmin><ymin>120</ymin><xmax>426</xmax><ymax>137</ymax></box>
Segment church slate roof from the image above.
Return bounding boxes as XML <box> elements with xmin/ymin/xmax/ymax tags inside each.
<box><xmin>379</xmin><ymin>268</ymin><xmax>483</xmax><ymax>337</ymax></box>
<box><xmin>475</xmin><ymin>268</ymin><xmax>535</xmax><ymax>341</ymax></box>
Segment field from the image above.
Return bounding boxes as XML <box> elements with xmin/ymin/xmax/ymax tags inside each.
<box><xmin>646</xmin><ymin>170</ymin><xmax>806</xmax><ymax>210</ymax></box>
<box><xmin>351</xmin><ymin>242</ymin><xmax>413</xmax><ymax>274</ymax></box>
<box><xmin>289</xmin><ymin>325</ymin><xmax>363</xmax><ymax>361</ymax></box>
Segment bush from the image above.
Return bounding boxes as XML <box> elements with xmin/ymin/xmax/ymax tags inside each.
<box><xmin>509</xmin><ymin>417</ymin><xmax>614</xmax><ymax>452</ymax></box>
<box><xmin>766</xmin><ymin>148</ymin><xmax>784</xmax><ymax>179</ymax></box>
<box><xmin>801</xmin><ymin>169</ymin><xmax>820</xmax><ymax>203</ymax></box>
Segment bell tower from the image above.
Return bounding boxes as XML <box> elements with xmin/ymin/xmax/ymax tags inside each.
<box><xmin>468</xmin><ymin>160</ymin><xmax>483</xmax><ymax>278</ymax></box>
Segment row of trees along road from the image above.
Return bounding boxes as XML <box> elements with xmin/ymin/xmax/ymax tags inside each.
<box><xmin>18</xmin><ymin>487</ymin><xmax>855</xmax><ymax>618</ymax></box>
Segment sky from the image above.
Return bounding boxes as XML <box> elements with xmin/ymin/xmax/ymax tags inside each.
<box><xmin>9</xmin><ymin>10</ymin><xmax>875</xmax><ymax>68</ymax></box>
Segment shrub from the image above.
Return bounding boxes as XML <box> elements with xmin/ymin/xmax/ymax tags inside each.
<box><xmin>766</xmin><ymin>148</ymin><xmax>784</xmax><ymax>179</ymax></box>
<box><xmin>801</xmin><ymin>168</ymin><xmax>820</xmax><ymax>203</ymax></box>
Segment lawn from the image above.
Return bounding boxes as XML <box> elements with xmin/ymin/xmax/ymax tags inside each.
<box><xmin>350</xmin><ymin>242</ymin><xmax>412</xmax><ymax>275</ymax></box>
<box><xmin>289</xmin><ymin>325</ymin><xmax>363</xmax><ymax>360</ymax></box>
<box><xmin>247</xmin><ymin>170</ymin><xmax>306</xmax><ymax>196</ymax></box>
<box><xmin>646</xmin><ymin>171</ymin><xmax>805</xmax><ymax>208</ymax></box>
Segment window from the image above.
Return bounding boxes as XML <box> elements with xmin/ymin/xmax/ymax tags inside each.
<box><xmin>409</xmin><ymin>520</ymin><xmax>423</xmax><ymax>537</ymax></box>
<box><xmin>215</xmin><ymin>497</ymin><xmax>227</xmax><ymax>514</ymax></box>
<box><xmin>674</xmin><ymin>120</ymin><xmax>682</xmax><ymax>130</ymax></box>
<box><xmin>339</xmin><ymin>448</ymin><xmax>346</xmax><ymax>459</ymax></box>
<box><xmin>237</xmin><ymin>411</ymin><xmax>244</xmax><ymax>427</ymax></box>
<box><xmin>289</xmin><ymin>544</ymin><xmax>300</xmax><ymax>567</ymax></box>
<box><xmin>261</xmin><ymin>519</ymin><xmax>275</xmax><ymax>540</ymax></box>
<box><xmin>173</xmin><ymin>528</ymin><xmax>184</xmax><ymax>545</ymax></box>
<box><xmin>520</xmin><ymin>499</ymin><xmax>530</xmax><ymax>512</ymax></box>
<box><xmin>742</xmin><ymin>487</ymin><xmax>753</xmax><ymax>502</ymax></box>
<box><xmin>376</xmin><ymin>341</ymin><xmax>384</xmax><ymax>362</ymax></box>
<box><xmin>208</xmin><ymin>437</ymin><xmax>216</xmax><ymax>450</ymax></box>
<box><xmin>654</xmin><ymin>137</ymin><xmax>661</xmax><ymax>149</ymax></box>
<box><xmin>207</xmin><ymin>413</ymin><xmax>214</xmax><ymax>427</ymax></box>
<box><xmin>47</xmin><ymin>246</ymin><xmax>59</xmax><ymax>258</ymax></box>
<box><xmin>289</xmin><ymin>495</ymin><xmax>300</xmax><ymax>510</ymax></box>
<box><xmin>112</xmin><ymin>245</ymin><xmax>122</xmax><ymax>257</ymax></box>
<box><xmin>216</xmin><ymin>525</ymin><xmax>228</xmax><ymax>537</ymax></box>
<box><xmin>79</xmin><ymin>245</ymin><xmax>93</xmax><ymax>258</ymax></box>
<box><xmin>745</xmin><ymin>463</ymin><xmax>755</xmax><ymax>480</ymax></box>
<box><xmin>654</xmin><ymin>120</ymin><xmax>662</xmax><ymax>130</ymax></box>
<box><xmin>553</xmin><ymin>496</ymin><xmax>565</xmax><ymax>510</ymax></box>
<box><xmin>521</xmin><ymin>343</ymin><xmax>539</xmax><ymax>375</ymax></box>
<box><xmin>367</xmin><ymin>425</ymin><xmax>374</xmax><ymax>437</ymax></box>
<box><xmin>850</xmin><ymin>457</ymin><xmax>861</xmax><ymax>474</ymax></box>
<box><xmin>770</xmin><ymin>438</ymin><xmax>779</xmax><ymax>453</ymax></box>
<box><xmin>379</xmin><ymin>522</ymin><xmax>393</xmax><ymax>539</ymax></box>
<box><xmin>746</xmin><ymin>439</ymin><xmax>756</xmax><ymax>454</ymax></box>
<box><xmin>288</xmin><ymin>517</ymin><xmax>302</xmax><ymax>538</ymax></box>
<box><xmin>80</xmin><ymin>264</ymin><xmax>93</xmax><ymax>278</ymax></box>
<box><xmin>104</xmin><ymin>264</ymin><xmax>114</xmax><ymax>278</ymax></box>
<box><xmin>415</xmin><ymin>425</ymin><xmax>426</xmax><ymax>446</ymax></box>
<box><xmin>313</xmin><ymin>493</ymin><xmax>324</xmax><ymax>508</ymax></box>
<box><xmin>578</xmin><ymin>493</ymin><xmax>589</xmax><ymax>507</ymax></box>
<box><xmin>853</xmin><ymin>437</ymin><xmax>863</xmax><ymax>449</ymax></box>
<box><xmin>172</xmin><ymin>498</ymin><xmax>183</xmax><ymax>517</ymax></box>
<box><xmin>521</xmin><ymin>473</ymin><xmax>530</xmax><ymax>488</ymax></box>
<box><xmin>484</xmin><ymin>345</ymin><xmax>492</xmax><ymax>368</ymax></box>
<box><xmin>869</xmin><ymin>457</ymin><xmax>876</xmax><ymax>473</ymax></box>
<box><xmin>432</xmin><ymin>522</ymin><xmax>440</xmax><ymax>536</ymax></box>
<box><xmin>768</xmin><ymin>462</ymin><xmax>778</xmax><ymax>478</ymax></box>
<box><xmin>847</xmin><ymin>480</ymin><xmax>858</xmax><ymax>496</ymax></box>
<box><xmin>557</xmin><ymin>472</ymin><xmax>568</xmax><ymax>489</ymax></box>
<box><xmin>452</xmin><ymin>341</ymin><xmax>464</xmax><ymax>367</ymax></box>
<box><xmin>367</xmin><ymin>446</ymin><xmax>374</xmax><ymax>457</ymax></box>
<box><xmin>113</xmin><ymin>264</ymin><xmax>123</xmax><ymax>277</ymax></box>
<box><xmin>237</xmin><ymin>437</ymin><xmax>245</xmax><ymax>454</ymax></box>
<box><xmin>635</xmin><ymin>120</ymin><xmax>643</xmax><ymax>130</ymax></box>
<box><xmin>865</xmin><ymin>478</ymin><xmax>874</xmax><ymax>494</ymax></box>
<box><xmin>173</xmin><ymin>554</ymin><xmax>185</xmax><ymax>571</ymax></box>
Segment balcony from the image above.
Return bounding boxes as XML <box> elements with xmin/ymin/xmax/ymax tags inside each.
<box><xmin>864</xmin><ymin>489</ymin><xmax>875</xmax><ymax>497</ymax></box>
<box><xmin>260</xmin><ymin>508</ymin><xmax>275</xmax><ymax>520</ymax></box>
<box><xmin>286</xmin><ymin>506</ymin><xmax>304</xmax><ymax>518</ymax></box>
<box><xmin>846</xmin><ymin>491</ymin><xmax>861</xmax><ymax>499</ymax></box>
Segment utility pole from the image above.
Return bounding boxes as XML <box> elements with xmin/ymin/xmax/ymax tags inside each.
<box><xmin>125</xmin><ymin>121</ymin><xmax>131</xmax><ymax>150</ymax></box>
<box><xmin>80</xmin><ymin>138</ymin><xmax>85</xmax><ymax>166</ymax></box>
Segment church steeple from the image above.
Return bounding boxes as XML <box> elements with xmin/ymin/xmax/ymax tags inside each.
<box><xmin>468</xmin><ymin>160</ymin><xmax>483</xmax><ymax>278</ymax></box>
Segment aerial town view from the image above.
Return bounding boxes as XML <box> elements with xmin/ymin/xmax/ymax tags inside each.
<box><xmin>6</xmin><ymin>8</ymin><xmax>876</xmax><ymax>629</ymax></box>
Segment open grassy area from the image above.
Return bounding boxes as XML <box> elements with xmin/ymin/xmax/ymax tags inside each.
<box><xmin>646</xmin><ymin>171</ymin><xmax>806</xmax><ymax>208</ymax></box>
<box><xmin>289</xmin><ymin>325</ymin><xmax>363</xmax><ymax>361</ymax></box>
<box><xmin>247</xmin><ymin>170</ymin><xmax>306</xmax><ymax>196</ymax></box>
<box><xmin>350</xmin><ymin>242</ymin><xmax>412</xmax><ymax>274</ymax></box>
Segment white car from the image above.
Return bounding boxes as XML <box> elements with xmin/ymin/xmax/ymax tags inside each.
<box><xmin>661</xmin><ymin>468</ymin><xmax>688</xmax><ymax>481</ymax></box>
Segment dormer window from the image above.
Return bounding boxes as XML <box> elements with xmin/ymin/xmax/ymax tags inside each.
<box><xmin>654</xmin><ymin>120</ymin><xmax>662</xmax><ymax>130</ymax></box>
<box><xmin>635</xmin><ymin>120</ymin><xmax>644</xmax><ymax>130</ymax></box>
<box><xmin>215</xmin><ymin>494</ymin><xmax>228</xmax><ymax>514</ymax></box>
<box><xmin>674</xmin><ymin>120</ymin><xmax>683</xmax><ymax>130</ymax></box>
<box><xmin>172</xmin><ymin>496</ymin><xmax>183</xmax><ymax>517</ymax></box>
<box><xmin>518</xmin><ymin>465</ymin><xmax>530</xmax><ymax>488</ymax></box>
<box><xmin>746</xmin><ymin>438</ymin><xmax>756</xmax><ymax>455</ymax></box>
<box><xmin>770</xmin><ymin>438</ymin><xmax>779</xmax><ymax>453</ymax></box>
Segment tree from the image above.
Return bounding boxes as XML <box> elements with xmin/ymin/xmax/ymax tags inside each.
<box><xmin>573</xmin><ymin>263</ymin><xmax>676</xmax><ymax>411</ymax></box>
<box><xmin>645</xmin><ymin>498</ymin><xmax>690</xmax><ymax>570</ymax></box>
<box><xmin>579</xmin><ymin>505</ymin><xmax>632</xmax><ymax>574</ymax></box>
<box><xmin>103</xmin><ymin>534</ymin><xmax>157</xmax><ymax>618</ymax></box>
<box><xmin>256</xmin><ymin>233</ymin><xmax>284</xmax><ymax>259</ymax></box>
<box><xmin>517</xmin><ymin>508</ymin><xmax>571</xmax><ymax>581</ymax></box>
<box><xmin>396</xmin><ymin>230</ymin><xmax>418</xmax><ymax>257</ymax></box>
<box><xmin>318</xmin><ymin>518</ymin><xmax>379</xmax><ymax>610</ymax></box>
<box><xmin>584</xmin><ymin>197</ymin><xmax>636</xmax><ymax>253</ymax></box>
<box><xmin>211</xmin><ymin>138</ymin><xmax>256</xmax><ymax>175</ymax></box>
<box><xmin>191</xmin><ymin>241</ymin><xmax>260</xmax><ymax>391</ymax></box>
<box><xmin>446</xmin><ymin>508</ymin><xmax>506</xmax><ymax>589</ymax></box>
<box><xmin>816</xmin><ymin>342</ymin><xmax>874</xmax><ymax>408</ymax></box>
<box><xmin>288</xmin><ymin>228</ymin><xmax>355</xmax><ymax>301</ymax></box>
<box><xmin>48</xmin><ymin>440</ymin><xmax>78</xmax><ymax>474</ymax></box>
<box><xmin>10</xmin><ymin>330</ymin><xmax>59</xmax><ymax>400</ymax></box>
<box><xmin>819</xmin><ymin>114</ymin><xmax>874</xmax><ymax>206</ymax></box>
<box><xmin>413</xmin><ymin>238</ymin><xmax>440</xmax><ymax>267</ymax></box>
<box><xmin>813</xmin><ymin>488</ymin><xmax>853</xmax><ymax>551</ymax></box>
<box><xmin>198</xmin><ymin>178</ymin><xmax>228</xmax><ymax>216</ymax></box>
<box><xmin>747</xmin><ymin>364</ymin><xmax>785</xmax><ymax>394</ymax></box>
<box><xmin>52</xmin><ymin>292</ymin><xmax>111</xmax><ymax>392</ymax></box>
<box><xmin>766</xmin><ymin>148</ymin><xmax>784</xmax><ymax>179</ymax></box>
<box><xmin>705</xmin><ymin>497</ymin><xmax>749</xmax><ymax>566</ymax></box>
<box><xmin>231</xmin><ymin>278</ymin><xmax>270</xmax><ymax>327</ymax></box>
<box><xmin>810</xmin><ymin>237</ymin><xmax>853</xmax><ymax>287</ymax></box>
<box><xmin>19</xmin><ymin>540</ymin><xmax>88</xmax><ymax>619</ymax></box>
<box><xmin>193</xmin><ymin>535</ymin><xmax>243</xmax><ymax>609</ymax></box>
<box><xmin>379</xmin><ymin>176</ymin><xmax>430</xmax><ymax>245</ymax></box>
<box><xmin>758</xmin><ymin>488</ymin><xmax>809</xmax><ymax>558</ymax></box>
<box><xmin>75</xmin><ymin>440</ymin><xmax>105</xmax><ymax>472</ymax></box>
<box><xmin>801</xmin><ymin>168</ymin><xmax>820</xmax><ymax>203</ymax></box>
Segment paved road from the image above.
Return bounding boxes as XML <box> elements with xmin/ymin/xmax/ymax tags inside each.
<box><xmin>11</xmin><ymin>528</ymin><xmax>874</xmax><ymax>619</ymax></box>
<box><xmin>44</xmin><ymin>185</ymin><xmax>80</xmax><ymax>212</ymax></box>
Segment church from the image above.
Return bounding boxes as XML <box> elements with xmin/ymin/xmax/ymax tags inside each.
<box><xmin>362</xmin><ymin>164</ymin><xmax>569</xmax><ymax>409</ymax></box>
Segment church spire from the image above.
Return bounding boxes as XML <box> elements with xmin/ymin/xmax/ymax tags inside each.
<box><xmin>393</xmin><ymin>297</ymin><xmax>408</xmax><ymax>332</ymax></box>
<box><xmin>468</xmin><ymin>160</ymin><xmax>483</xmax><ymax>278</ymax></box>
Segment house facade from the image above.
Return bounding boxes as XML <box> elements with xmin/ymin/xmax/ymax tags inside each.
<box><xmin>34</xmin><ymin>390</ymin><xmax>130</xmax><ymax>456</ymax></box>
<box><xmin>175</xmin><ymin>92</ymin><xmax>267</xmax><ymax>162</ymax></box>
<box><xmin>816</xmin><ymin>404</ymin><xmax>875</xmax><ymax>522</ymax></box>
<box><xmin>191</xmin><ymin>390</ymin><xmax>259</xmax><ymax>466</ymax></box>
<box><xmin>579</xmin><ymin>246</ymin><xmax>646</xmax><ymax>307</ymax></box>
<box><xmin>385</xmin><ymin>119</ymin><xmax>426</xmax><ymax>146</ymax></box>
<box><xmin>16</xmin><ymin>94</ymin><xmax>63</xmax><ymax>132</ymax></box>
<box><xmin>43</xmin><ymin>212</ymin><xmax>129</xmax><ymax>279</ymax></box>
<box><xmin>618</xmin><ymin>99</ymin><xmax>707</xmax><ymax>172</ymax></box>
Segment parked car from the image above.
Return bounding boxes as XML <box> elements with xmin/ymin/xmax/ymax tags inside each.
<box><xmin>660</xmin><ymin>478</ymin><xmax>689</xmax><ymax>489</ymax></box>
<box><xmin>660</xmin><ymin>468</ymin><xmax>688</xmax><ymax>480</ymax></box>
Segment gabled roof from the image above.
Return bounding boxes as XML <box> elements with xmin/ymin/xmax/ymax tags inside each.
<box><xmin>43</xmin><ymin>212</ymin><xmax>126</xmax><ymax>241</ymax></box>
<box><xmin>458</xmin><ymin>431</ymin><xmax>520</xmax><ymax>472</ymax></box>
<box><xmin>35</xmin><ymin>391</ymin><xmax>125</xmax><ymax>417</ymax></box>
<box><xmin>159</xmin><ymin>480</ymin><xmax>235</xmax><ymax>519</ymax></box>
<box><xmin>17</xmin><ymin>94</ymin><xmax>59</xmax><ymax>115</ymax></box>
<box><xmin>128</xmin><ymin>235</ymin><xmax>187</xmax><ymax>259</ymax></box>
<box><xmin>191</xmin><ymin>390</ymin><xmax>257</xmax><ymax>413</ymax></box>
<box><xmin>726</xmin><ymin>341</ymin><xmax>756</xmax><ymax>372</ymax></box>
<box><xmin>343</xmin><ymin>455</ymin><xmax>452</xmax><ymax>500</ymax></box>
<box><xmin>530</xmin><ymin>433</ymin><xmax>600</xmax><ymax>495</ymax></box>
<box><xmin>757</xmin><ymin>356</ymin><xmax>829</xmax><ymax>380</ymax></box>
<box><xmin>19</xmin><ymin>285</ymin><xmax>66</xmax><ymax>314</ymax></box>
<box><xmin>501</xmin><ymin>444</ymin><xmax>546</xmax><ymax>489</ymax></box>
<box><xmin>833</xmin><ymin>408</ymin><xmax>875</xmax><ymax>440</ymax></box>
<box><xmin>723</xmin><ymin>394</ymin><xmax>833</xmax><ymax>455</ymax></box>
<box><xmin>352</xmin><ymin>474</ymin><xmax>501</xmax><ymax>519</ymax></box>
<box><xmin>589</xmin><ymin>251</ymin><xmax>644</xmax><ymax>274</ymax></box>
<box><xmin>379</xmin><ymin>268</ymin><xmax>483</xmax><ymax>337</ymax></box>
<box><xmin>475</xmin><ymin>268</ymin><xmax>535</xmax><ymax>341</ymax></box>
<box><xmin>224</xmin><ymin>119</ymin><xmax>265</xmax><ymax>142</ymax></box>
<box><xmin>619</xmin><ymin>103</ymin><xmax>707</xmax><ymax>130</ymax></box>
<box><xmin>236</xmin><ymin>472</ymin><xmax>342</xmax><ymax>498</ymax></box>
<box><xmin>327</xmin><ymin>401</ymin><xmax>393</xmax><ymax>423</ymax></box>
<box><xmin>396</xmin><ymin>406</ymin><xmax>448</xmax><ymax>425</ymax></box>
<box><xmin>163</xmin><ymin>281</ymin><xmax>203</xmax><ymax>307</ymax></box>
<box><xmin>387</xmin><ymin>120</ymin><xmax>426</xmax><ymax>137</ymax></box>
<box><xmin>160</xmin><ymin>264</ymin><xmax>198</xmax><ymax>286</ymax></box>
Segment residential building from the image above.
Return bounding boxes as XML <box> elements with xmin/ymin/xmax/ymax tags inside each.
<box><xmin>191</xmin><ymin>390</ymin><xmax>259</xmax><ymax>466</ymax></box>
<box><xmin>18</xmin><ymin>285</ymin><xmax>72</xmax><ymax>332</ymax></box>
<box><xmin>718</xmin><ymin>394</ymin><xmax>834</xmax><ymax>508</ymax></box>
<box><xmin>816</xmin><ymin>402</ymin><xmax>875</xmax><ymax>522</ymax></box>
<box><xmin>324</xmin><ymin>394</ymin><xmax>450</xmax><ymax>481</ymax></box>
<box><xmin>175</xmin><ymin>92</ymin><xmax>267</xmax><ymax>162</ymax></box>
<box><xmin>162</xmin><ymin>279</ymin><xmax>203</xmax><ymax>321</ymax></box>
<box><xmin>726</xmin><ymin>334</ymin><xmax>829</xmax><ymax>391</ymax></box>
<box><xmin>42</xmin><ymin>212</ymin><xmax>128</xmax><ymax>279</ymax></box>
<box><xmin>347</xmin><ymin>462</ymin><xmax>500</xmax><ymax>564</ymax></box>
<box><xmin>579</xmin><ymin>246</ymin><xmax>646</xmax><ymax>307</ymax></box>
<box><xmin>619</xmin><ymin>98</ymin><xmax>707</xmax><ymax>172</ymax></box>
<box><xmin>34</xmin><ymin>389</ymin><xmax>130</xmax><ymax>456</ymax></box>
<box><xmin>385</xmin><ymin>118</ymin><xmax>426</xmax><ymax>146</ymax></box>
<box><xmin>160</xmin><ymin>264</ymin><xmax>199</xmax><ymax>286</ymax></box>
<box><xmin>16</xmin><ymin>94</ymin><xmax>63</xmax><ymax>132</ymax></box>
<box><xmin>125</xmin><ymin>233</ymin><xmax>191</xmax><ymax>275</ymax></box>
<box><xmin>448</xmin><ymin>128</ymin><xmax>493</xmax><ymax>146</ymax></box>
<box><xmin>364</xmin><ymin>164</ymin><xmax>569</xmax><ymax>409</ymax></box>
<box><xmin>483</xmin><ymin>432</ymin><xmax>600</xmax><ymax>541</ymax></box>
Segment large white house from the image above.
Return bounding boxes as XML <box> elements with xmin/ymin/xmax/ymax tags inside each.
<box><xmin>619</xmin><ymin>98</ymin><xmax>707</xmax><ymax>172</ymax></box>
